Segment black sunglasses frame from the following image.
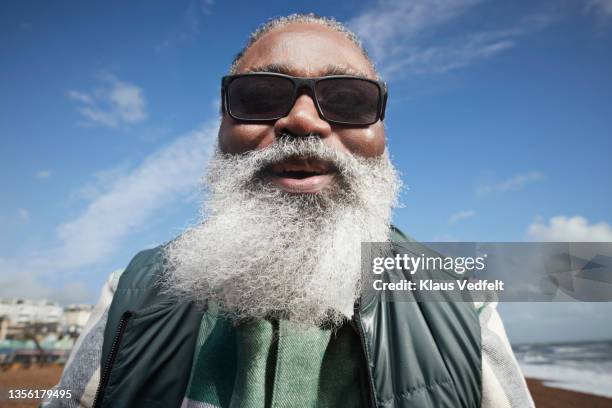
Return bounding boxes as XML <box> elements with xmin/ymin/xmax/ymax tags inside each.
<box><xmin>221</xmin><ymin>72</ymin><xmax>388</xmax><ymax>126</ymax></box>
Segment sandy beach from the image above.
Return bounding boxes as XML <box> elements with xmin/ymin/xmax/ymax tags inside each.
<box><xmin>0</xmin><ymin>366</ymin><xmax>611</xmax><ymax>407</ymax></box>
<box><xmin>0</xmin><ymin>365</ymin><xmax>63</xmax><ymax>408</ymax></box>
<box><xmin>526</xmin><ymin>378</ymin><xmax>612</xmax><ymax>408</ymax></box>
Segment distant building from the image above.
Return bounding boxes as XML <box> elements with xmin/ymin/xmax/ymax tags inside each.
<box><xmin>0</xmin><ymin>298</ymin><xmax>92</xmax><ymax>341</ymax></box>
<box><xmin>0</xmin><ymin>298</ymin><xmax>63</xmax><ymax>339</ymax></box>
<box><xmin>0</xmin><ymin>298</ymin><xmax>63</xmax><ymax>325</ymax></box>
<box><xmin>63</xmin><ymin>304</ymin><xmax>94</xmax><ymax>336</ymax></box>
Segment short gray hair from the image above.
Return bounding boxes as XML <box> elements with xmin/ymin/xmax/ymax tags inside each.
<box><xmin>229</xmin><ymin>13</ymin><xmax>378</xmax><ymax>77</ymax></box>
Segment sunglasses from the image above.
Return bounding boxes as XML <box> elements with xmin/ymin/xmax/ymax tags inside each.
<box><xmin>221</xmin><ymin>73</ymin><xmax>387</xmax><ymax>126</ymax></box>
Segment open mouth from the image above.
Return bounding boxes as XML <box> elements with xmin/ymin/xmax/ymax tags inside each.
<box><xmin>263</xmin><ymin>157</ymin><xmax>337</xmax><ymax>193</ymax></box>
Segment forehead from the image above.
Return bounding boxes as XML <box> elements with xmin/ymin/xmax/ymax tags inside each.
<box><xmin>234</xmin><ymin>23</ymin><xmax>377</xmax><ymax>79</ymax></box>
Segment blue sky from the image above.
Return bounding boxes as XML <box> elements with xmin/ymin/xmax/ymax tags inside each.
<box><xmin>1</xmin><ymin>0</ymin><xmax>611</xmax><ymax>343</ymax></box>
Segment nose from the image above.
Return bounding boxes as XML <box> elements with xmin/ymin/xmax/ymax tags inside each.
<box><xmin>273</xmin><ymin>94</ymin><xmax>332</xmax><ymax>138</ymax></box>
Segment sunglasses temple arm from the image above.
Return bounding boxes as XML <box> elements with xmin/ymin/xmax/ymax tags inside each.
<box><xmin>380</xmin><ymin>88</ymin><xmax>388</xmax><ymax>121</ymax></box>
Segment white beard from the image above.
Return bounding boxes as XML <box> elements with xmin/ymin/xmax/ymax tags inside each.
<box><xmin>160</xmin><ymin>136</ymin><xmax>401</xmax><ymax>328</ymax></box>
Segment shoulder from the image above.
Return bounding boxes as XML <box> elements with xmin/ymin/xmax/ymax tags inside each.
<box><xmin>389</xmin><ymin>224</ymin><xmax>415</xmax><ymax>243</ymax></box>
<box><xmin>116</xmin><ymin>245</ymin><xmax>167</xmax><ymax>291</ymax></box>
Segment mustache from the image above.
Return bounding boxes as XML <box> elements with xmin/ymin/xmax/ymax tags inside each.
<box><xmin>247</xmin><ymin>135</ymin><xmax>344</xmax><ymax>167</ymax></box>
<box><xmin>209</xmin><ymin>135</ymin><xmax>356</xmax><ymax>187</ymax></box>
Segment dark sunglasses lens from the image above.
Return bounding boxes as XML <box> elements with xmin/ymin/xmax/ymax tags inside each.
<box><xmin>227</xmin><ymin>76</ymin><xmax>294</xmax><ymax>120</ymax></box>
<box><xmin>316</xmin><ymin>78</ymin><xmax>380</xmax><ymax>124</ymax></box>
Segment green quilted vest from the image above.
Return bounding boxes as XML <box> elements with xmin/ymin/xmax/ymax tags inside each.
<box><xmin>94</xmin><ymin>228</ymin><xmax>482</xmax><ymax>408</ymax></box>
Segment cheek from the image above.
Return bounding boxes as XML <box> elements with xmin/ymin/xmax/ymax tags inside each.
<box><xmin>218</xmin><ymin>118</ymin><xmax>275</xmax><ymax>154</ymax></box>
<box><xmin>336</xmin><ymin>124</ymin><xmax>386</xmax><ymax>158</ymax></box>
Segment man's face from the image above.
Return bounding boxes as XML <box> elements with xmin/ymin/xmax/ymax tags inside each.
<box><xmin>218</xmin><ymin>22</ymin><xmax>386</xmax><ymax>193</ymax></box>
<box><xmin>161</xmin><ymin>23</ymin><xmax>399</xmax><ymax>326</ymax></box>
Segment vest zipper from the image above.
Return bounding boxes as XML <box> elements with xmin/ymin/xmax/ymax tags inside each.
<box><xmin>92</xmin><ymin>310</ymin><xmax>134</xmax><ymax>408</ymax></box>
<box><xmin>352</xmin><ymin>303</ymin><xmax>377</xmax><ymax>408</ymax></box>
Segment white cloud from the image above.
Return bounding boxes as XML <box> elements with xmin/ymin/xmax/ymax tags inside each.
<box><xmin>348</xmin><ymin>0</ymin><xmax>554</xmax><ymax>77</ymax></box>
<box><xmin>586</xmin><ymin>0</ymin><xmax>612</xmax><ymax>17</ymax></box>
<box><xmin>66</xmin><ymin>90</ymin><xmax>94</xmax><ymax>105</ymax></box>
<box><xmin>0</xmin><ymin>121</ymin><xmax>218</xmax><ymax>303</ymax></box>
<box><xmin>0</xmin><ymin>264</ymin><xmax>95</xmax><ymax>304</ymax></box>
<box><xmin>448</xmin><ymin>209</ymin><xmax>476</xmax><ymax>224</ymax></box>
<box><xmin>382</xmin><ymin>37</ymin><xmax>514</xmax><ymax>76</ymax></box>
<box><xmin>72</xmin><ymin>162</ymin><xmax>133</xmax><ymax>201</ymax></box>
<box><xmin>54</xmin><ymin>121</ymin><xmax>217</xmax><ymax>269</ymax></box>
<box><xmin>527</xmin><ymin>216</ymin><xmax>612</xmax><ymax>242</ymax></box>
<box><xmin>349</xmin><ymin>0</ymin><xmax>482</xmax><ymax>60</ymax></box>
<box><xmin>36</xmin><ymin>170</ymin><xmax>51</xmax><ymax>179</ymax></box>
<box><xmin>67</xmin><ymin>73</ymin><xmax>147</xmax><ymax>128</ymax></box>
<box><xmin>476</xmin><ymin>171</ymin><xmax>545</xmax><ymax>196</ymax></box>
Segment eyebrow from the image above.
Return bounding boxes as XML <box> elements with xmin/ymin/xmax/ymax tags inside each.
<box><xmin>245</xmin><ymin>63</ymin><xmax>370</xmax><ymax>79</ymax></box>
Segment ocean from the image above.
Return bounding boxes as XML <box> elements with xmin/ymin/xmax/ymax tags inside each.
<box><xmin>513</xmin><ymin>339</ymin><xmax>612</xmax><ymax>398</ymax></box>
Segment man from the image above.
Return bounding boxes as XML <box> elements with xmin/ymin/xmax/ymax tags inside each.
<box><xmin>45</xmin><ymin>14</ymin><xmax>533</xmax><ymax>408</ymax></box>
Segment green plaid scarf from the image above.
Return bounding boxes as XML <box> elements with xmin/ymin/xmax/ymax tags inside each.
<box><xmin>181</xmin><ymin>312</ymin><xmax>365</xmax><ymax>408</ymax></box>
